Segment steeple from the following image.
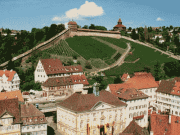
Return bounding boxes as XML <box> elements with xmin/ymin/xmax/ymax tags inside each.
<box><xmin>118</xmin><ymin>18</ymin><xmax>122</xmax><ymax>25</ymax></box>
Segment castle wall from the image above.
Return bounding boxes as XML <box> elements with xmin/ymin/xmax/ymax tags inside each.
<box><xmin>70</xmin><ymin>29</ymin><xmax>121</xmax><ymax>39</ymax></box>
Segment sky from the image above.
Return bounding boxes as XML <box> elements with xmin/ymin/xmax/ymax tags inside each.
<box><xmin>0</xmin><ymin>0</ymin><xmax>180</xmax><ymax>31</ymax></box>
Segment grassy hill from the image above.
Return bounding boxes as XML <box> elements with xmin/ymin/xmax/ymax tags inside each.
<box><xmin>104</xmin><ymin>38</ymin><xmax>177</xmax><ymax>76</ymax></box>
<box><xmin>66</xmin><ymin>36</ymin><xmax>116</xmax><ymax>60</ymax></box>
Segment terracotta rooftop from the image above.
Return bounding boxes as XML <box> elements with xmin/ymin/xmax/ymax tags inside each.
<box><xmin>0</xmin><ymin>90</ymin><xmax>24</xmax><ymax>102</ymax></box>
<box><xmin>0</xmin><ymin>69</ymin><xmax>17</xmax><ymax>81</ymax></box>
<box><xmin>115</xmin><ymin>88</ymin><xmax>149</xmax><ymax>101</ymax></box>
<box><xmin>114</xmin><ymin>24</ymin><xmax>126</xmax><ymax>28</ymax></box>
<box><xmin>40</xmin><ymin>59</ymin><xmax>83</xmax><ymax>75</ymax></box>
<box><xmin>120</xmin><ymin>120</ymin><xmax>149</xmax><ymax>135</ymax></box>
<box><xmin>108</xmin><ymin>72</ymin><xmax>158</xmax><ymax>92</ymax></box>
<box><xmin>118</xmin><ymin>18</ymin><xmax>122</xmax><ymax>23</ymax></box>
<box><xmin>150</xmin><ymin>113</ymin><xmax>180</xmax><ymax>135</ymax></box>
<box><xmin>42</xmin><ymin>74</ymin><xmax>89</xmax><ymax>87</ymax></box>
<box><xmin>58</xmin><ymin>90</ymin><xmax>127</xmax><ymax>113</ymax></box>
<box><xmin>68</xmin><ymin>21</ymin><xmax>77</xmax><ymax>25</ymax></box>
<box><xmin>121</xmin><ymin>73</ymin><xmax>130</xmax><ymax>81</ymax></box>
<box><xmin>0</xmin><ymin>98</ymin><xmax>21</xmax><ymax>124</ymax></box>
<box><xmin>125</xmin><ymin>72</ymin><xmax>158</xmax><ymax>90</ymax></box>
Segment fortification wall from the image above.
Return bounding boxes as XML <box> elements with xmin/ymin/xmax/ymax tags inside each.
<box><xmin>0</xmin><ymin>27</ymin><xmax>121</xmax><ymax>68</ymax></box>
<box><xmin>70</xmin><ymin>29</ymin><xmax>121</xmax><ymax>39</ymax></box>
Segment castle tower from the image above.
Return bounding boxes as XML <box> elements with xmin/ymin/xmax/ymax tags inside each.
<box><xmin>68</xmin><ymin>20</ymin><xmax>77</xmax><ymax>32</ymax></box>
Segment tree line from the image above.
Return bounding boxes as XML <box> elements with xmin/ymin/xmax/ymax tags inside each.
<box><xmin>0</xmin><ymin>24</ymin><xmax>65</xmax><ymax>65</ymax></box>
<box><xmin>123</xmin><ymin>26</ymin><xmax>180</xmax><ymax>55</ymax></box>
<box><xmin>82</xmin><ymin>24</ymin><xmax>107</xmax><ymax>30</ymax></box>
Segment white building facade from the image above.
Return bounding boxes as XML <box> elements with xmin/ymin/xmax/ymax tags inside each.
<box><xmin>34</xmin><ymin>59</ymin><xmax>83</xmax><ymax>83</ymax></box>
<box><xmin>0</xmin><ymin>69</ymin><xmax>20</xmax><ymax>92</ymax></box>
<box><xmin>57</xmin><ymin>91</ymin><xmax>127</xmax><ymax>135</ymax></box>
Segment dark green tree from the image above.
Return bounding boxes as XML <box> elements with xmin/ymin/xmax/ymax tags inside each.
<box><xmin>89</xmin><ymin>24</ymin><xmax>95</xmax><ymax>29</ymax></box>
<box><xmin>82</xmin><ymin>25</ymin><xmax>89</xmax><ymax>29</ymax></box>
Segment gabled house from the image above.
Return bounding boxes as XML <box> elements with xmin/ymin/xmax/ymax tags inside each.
<box><xmin>106</xmin><ymin>87</ymin><xmax>149</xmax><ymax>128</ymax></box>
<box><xmin>0</xmin><ymin>69</ymin><xmax>20</xmax><ymax>92</ymax></box>
<box><xmin>0</xmin><ymin>98</ymin><xmax>47</xmax><ymax>135</ymax></box>
<box><xmin>57</xmin><ymin>90</ymin><xmax>127</xmax><ymax>135</ymax></box>
<box><xmin>41</xmin><ymin>74</ymin><xmax>89</xmax><ymax>97</ymax></box>
<box><xmin>155</xmin><ymin>77</ymin><xmax>180</xmax><ymax>116</ymax></box>
<box><xmin>34</xmin><ymin>59</ymin><xmax>83</xmax><ymax>83</ymax></box>
<box><xmin>107</xmin><ymin>72</ymin><xmax>158</xmax><ymax>106</ymax></box>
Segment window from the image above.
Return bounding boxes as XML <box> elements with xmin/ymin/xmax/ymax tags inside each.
<box><xmin>93</xmin><ymin>130</ymin><xmax>96</xmax><ymax>134</ymax></box>
<box><xmin>41</xmin><ymin>118</ymin><xmax>43</xmax><ymax>121</ymax></box>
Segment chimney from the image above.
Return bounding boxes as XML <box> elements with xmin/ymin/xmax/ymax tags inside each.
<box><xmin>169</xmin><ymin>114</ymin><xmax>171</xmax><ymax>124</ymax></box>
<box><xmin>150</xmin><ymin>131</ymin><xmax>154</xmax><ymax>135</ymax></box>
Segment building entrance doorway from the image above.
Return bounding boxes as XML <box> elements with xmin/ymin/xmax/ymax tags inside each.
<box><xmin>100</xmin><ymin>126</ymin><xmax>106</xmax><ymax>135</ymax></box>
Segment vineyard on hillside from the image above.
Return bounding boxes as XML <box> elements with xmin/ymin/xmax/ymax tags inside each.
<box><xmin>43</xmin><ymin>40</ymin><xmax>80</xmax><ymax>57</ymax></box>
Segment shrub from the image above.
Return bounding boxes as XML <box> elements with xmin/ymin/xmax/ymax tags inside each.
<box><xmin>73</xmin><ymin>55</ymin><xmax>78</xmax><ymax>60</ymax></box>
<box><xmin>77</xmin><ymin>61</ymin><xmax>81</xmax><ymax>65</ymax></box>
<box><xmin>85</xmin><ymin>61</ymin><xmax>92</xmax><ymax>69</ymax></box>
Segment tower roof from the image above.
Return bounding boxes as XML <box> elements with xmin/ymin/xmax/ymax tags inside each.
<box><xmin>118</xmin><ymin>18</ymin><xmax>122</xmax><ymax>23</ymax></box>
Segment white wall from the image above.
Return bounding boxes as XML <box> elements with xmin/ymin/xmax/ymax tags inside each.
<box><xmin>34</xmin><ymin>60</ymin><xmax>48</xmax><ymax>83</ymax></box>
<box><xmin>22</xmin><ymin>124</ymin><xmax>47</xmax><ymax>135</ymax></box>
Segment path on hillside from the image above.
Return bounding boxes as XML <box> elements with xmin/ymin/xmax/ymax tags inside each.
<box><xmin>92</xmin><ymin>37</ymin><xmax>126</xmax><ymax>54</ymax></box>
<box><xmin>89</xmin><ymin>42</ymin><xmax>131</xmax><ymax>75</ymax></box>
<box><xmin>121</xmin><ymin>36</ymin><xmax>180</xmax><ymax>60</ymax></box>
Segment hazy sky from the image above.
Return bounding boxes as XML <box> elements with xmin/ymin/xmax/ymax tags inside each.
<box><xmin>0</xmin><ymin>0</ymin><xmax>180</xmax><ymax>31</ymax></box>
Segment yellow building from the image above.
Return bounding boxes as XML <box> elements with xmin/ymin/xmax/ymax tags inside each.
<box><xmin>57</xmin><ymin>90</ymin><xmax>127</xmax><ymax>135</ymax></box>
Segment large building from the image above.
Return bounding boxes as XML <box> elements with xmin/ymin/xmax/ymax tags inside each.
<box><xmin>107</xmin><ymin>72</ymin><xmax>158</xmax><ymax>106</ymax></box>
<box><xmin>155</xmin><ymin>77</ymin><xmax>180</xmax><ymax>116</ymax></box>
<box><xmin>57</xmin><ymin>90</ymin><xmax>127</xmax><ymax>135</ymax></box>
<box><xmin>34</xmin><ymin>59</ymin><xmax>83</xmax><ymax>83</ymax></box>
<box><xmin>0</xmin><ymin>69</ymin><xmax>20</xmax><ymax>92</ymax></box>
<box><xmin>113</xmin><ymin>18</ymin><xmax>126</xmax><ymax>31</ymax></box>
<box><xmin>41</xmin><ymin>74</ymin><xmax>89</xmax><ymax>97</ymax></box>
<box><xmin>0</xmin><ymin>98</ymin><xmax>21</xmax><ymax>135</ymax></box>
<box><xmin>0</xmin><ymin>97</ymin><xmax>47</xmax><ymax>135</ymax></box>
<box><xmin>106</xmin><ymin>86</ymin><xmax>149</xmax><ymax>128</ymax></box>
<box><xmin>21</xmin><ymin>103</ymin><xmax>47</xmax><ymax>135</ymax></box>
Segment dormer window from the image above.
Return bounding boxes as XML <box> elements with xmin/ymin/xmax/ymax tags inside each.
<box><xmin>83</xmin><ymin>80</ymin><xmax>85</xmax><ymax>82</ymax></box>
<box><xmin>172</xmin><ymin>90</ymin><xmax>175</xmax><ymax>92</ymax></box>
<box><xmin>29</xmin><ymin>119</ymin><xmax>32</xmax><ymax>122</ymax></box>
<box><xmin>178</xmin><ymin>91</ymin><xmax>180</xmax><ymax>93</ymax></box>
<box><xmin>79</xmin><ymin>80</ymin><xmax>80</xmax><ymax>82</ymax></box>
<box><xmin>117</xmin><ymin>92</ymin><xmax>120</xmax><ymax>94</ymax></box>
<box><xmin>41</xmin><ymin>118</ymin><xmax>43</xmax><ymax>121</ymax></box>
<box><xmin>75</xmin><ymin>80</ymin><xmax>77</xmax><ymax>82</ymax></box>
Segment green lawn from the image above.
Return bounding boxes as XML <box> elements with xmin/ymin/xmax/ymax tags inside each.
<box><xmin>97</xmin><ymin>37</ymin><xmax>127</xmax><ymax>49</ymax></box>
<box><xmin>66</xmin><ymin>36</ymin><xmax>116</xmax><ymax>60</ymax></box>
<box><xmin>104</xmin><ymin>38</ymin><xmax>177</xmax><ymax>76</ymax></box>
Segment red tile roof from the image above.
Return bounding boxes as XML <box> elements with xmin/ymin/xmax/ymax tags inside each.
<box><xmin>70</xmin><ymin>75</ymin><xmax>89</xmax><ymax>85</ymax></box>
<box><xmin>42</xmin><ymin>74</ymin><xmax>89</xmax><ymax>87</ymax></box>
<box><xmin>156</xmin><ymin>79</ymin><xmax>180</xmax><ymax>96</ymax></box>
<box><xmin>112</xmin><ymin>88</ymin><xmax>148</xmax><ymax>101</ymax></box>
<box><xmin>150</xmin><ymin>113</ymin><xmax>171</xmax><ymax>135</ymax></box>
<box><xmin>40</xmin><ymin>59</ymin><xmax>83</xmax><ymax>75</ymax></box>
<box><xmin>118</xmin><ymin>18</ymin><xmax>122</xmax><ymax>23</ymax></box>
<box><xmin>58</xmin><ymin>90</ymin><xmax>127</xmax><ymax>113</ymax></box>
<box><xmin>0</xmin><ymin>98</ymin><xmax>21</xmax><ymax>124</ymax></box>
<box><xmin>0</xmin><ymin>90</ymin><xmax>24</xmax><ymax>102</ymax></box>
<box><xmin>114</xmin><ymin>24</ymin><xmax>126</xmax><ymax>28</ymax></box>
<box><xmin>68</xmin><ymin>21</ymin><xmax>77</xmax><ymax>25</ymax></box>
<box><xmin>121</xmin><ymin>73</ymin><xmax>129</xmax><ymax>81</ymax></box>
<box><xmin>0</xmin><ymin>70</ymin><xmax>16</xmax><ymax>81</ymax></box>
<box><xmin>109</xmin><ymin>72</ymin><xmax>158</xmax><ymax>92</ymax></box>
<box><xmin>125</xmin><ymin>72</ymin><xmax>158</xmax><ymax>90</ymax></box>
<box><xmin>120</xmin><ymin>120</ymin><xmax>149</xmax><ymax>135</ymax></box>
<box><xmin>21</xmin><ymin>103</ymin><xmax>47</xmax><ymax>125</ymax></box>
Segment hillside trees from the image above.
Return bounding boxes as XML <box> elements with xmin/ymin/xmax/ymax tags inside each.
<box><xmin>0</xmin><ymin>23</ymin><xmax>65</xmax><ymax>65</ymax></box>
